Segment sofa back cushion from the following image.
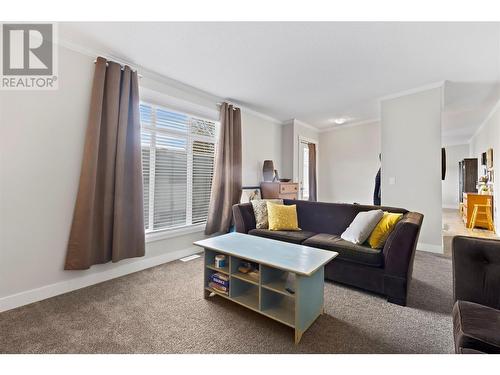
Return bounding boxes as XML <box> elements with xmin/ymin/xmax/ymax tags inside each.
<box><xmin>340</xmin><ymin>209</ymin><xmax>385</xmax><ymax>244</ymax></box>
<box><xmin>283</xmin><ymin>199</ymin><xmax>408</xmax><ymax>235</ymax></box>
<box><xmin>368</xmin><ymin>212</ymin><xmax>404</xmax><ymax>249</ymax></box>
<box><xmin>251</xmin><ymin>199</ymin><xmax>283</xmax><ymax>229</ymax></box>
<box><xmin>267</xmin><ymin>202</ymin><xmax>300</xmax><ymax>231</ymax></box>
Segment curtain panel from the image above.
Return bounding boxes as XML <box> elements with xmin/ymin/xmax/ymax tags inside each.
<box><xmin>308</xmin><ymin>143</ymin><xmax>317</xmax><ymax>202</ymax></box>
<box><xmin>65</xmin><ymin>57</ymin><xmax>145</xmax><ymax>270</ymax></box>
<box><xmin>205</xmin><ymin>103</ymin><xmax>242</xmax><ymax>235</ymax></box>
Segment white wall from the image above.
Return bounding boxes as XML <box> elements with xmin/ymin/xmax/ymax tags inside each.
<box><xmin>292</xmin><ymin>120</ymin><xmax>319</xmax><ymax>182</ymax></box>
<box><xmin>0</xmin><ymin>43</ymin><xmax>284</xmax><ymax>311</ymax></box>
<box><xmin>381</xmin><ymin>87</ymin><xmax>443</xmax><ymax>253</ymax></box>
<box><xmin>442</xmin><ymin>143</ymin><xmax>469</xmax><ymax>209</ymax></box>
<box><xmin>469</xmin><ymin>101</ymin><xmax>500</xmax><ymax>233</ymax></box>
<box><xmin>241</xmin><ymin>111</ymin><xmax>282</xmax><ymax>186</ymax></box>
<box><xmin>319</xmin><ymin>121</ymin><xmax>381</xmax><ymax>204</ymax></box>
<box><xmin>280</xmin><ymin>119</ymin><xmax>319</xmax><ymax>184</ymax></box>
<box><xmin>281</xmin><ymin>121</ymin><xmax>294</xmax><ymax>180</ymax></box>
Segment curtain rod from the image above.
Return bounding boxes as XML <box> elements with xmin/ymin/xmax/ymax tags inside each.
<box><xmin>93</xmin><ymin>59</ymin><xmax>143</xmax><ymax>78</ymax></box>
<box><xmin>217</xmin><ymin>102</ymin><xmax>240</xmax><ymax>110</ymax></box>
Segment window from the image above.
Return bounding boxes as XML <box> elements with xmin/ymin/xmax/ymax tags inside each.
<box><xmin>140</xmin><ymin>103</ymin><xmax>217</xmax><ymax>233</ymax></box>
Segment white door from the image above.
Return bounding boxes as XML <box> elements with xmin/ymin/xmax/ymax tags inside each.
<box><xmin>298</xmin><ymin>141</ymin><xmax>309</xmax><ymax>200</ymax></box>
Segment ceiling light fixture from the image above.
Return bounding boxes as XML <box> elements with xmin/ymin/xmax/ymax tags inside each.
<box><xmin>329</xmin><ymin>117</ymin><xmax>349</xmax><ymax>125</ymax></box>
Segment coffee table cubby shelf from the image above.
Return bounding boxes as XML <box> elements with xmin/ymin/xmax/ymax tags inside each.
<box><xmin>203</xmin><ymin>247</ymin><xmax>326</xmax><ymax>343</ymax></box>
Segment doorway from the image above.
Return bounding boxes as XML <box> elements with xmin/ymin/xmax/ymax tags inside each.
<box><xmin>298</xmin><ymin>141</ymin><xmax>309</xmax><ymax>200</ymax></box>
<box><xmin>298</xmin><ymin>137</ymin><xmax>317</xmax><ymax>201</ymax></box>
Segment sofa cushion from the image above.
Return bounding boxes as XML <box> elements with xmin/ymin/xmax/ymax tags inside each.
<box><xmin>282</xmin><ymin>199</ymin><xmax>408</xmax><ymax>235</ymax></box>
<box><xmin>367</xmin><ymin>212</ymin><xmax>403</xmax><ymax>249</ymax></box>
<box><xmin>267</xmin><ymin>202</ymin><xmax>300</xmax><ymax>231</ymax></box>
<box><xmin>251</xmin><ymin>199</ymin><xmax>283</xmax><ymax>229</ymax></box>
<box><xmin>453</xmin><ymin>300</ymin><xmax>500</xmax><ymax>354</ymax></box>
<box><xmin>303</xmin><ymin>233</ymin><xmax>384</xmax><ymax>267</ymax></box>
<box><xmin>248</xmin><ymin>229</ymin><xmax>316</xmax><ymax>244</ymax></box>
<box><xmin>340</xmin><ymin>209</ymin><xmax>384</xmax><ymax>244</ymax></box>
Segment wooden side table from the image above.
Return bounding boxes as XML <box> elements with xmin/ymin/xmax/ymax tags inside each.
<box><xmin>260</xmin><ymin>182</ymin><xmax>299</xmax><ymax>200</ymax></box>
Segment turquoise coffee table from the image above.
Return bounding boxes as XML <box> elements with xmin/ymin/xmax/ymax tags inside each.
<box><xmin>194</xmin><ymin>232</ymin><xmax>338</xmax><ymax>344</ymax></box>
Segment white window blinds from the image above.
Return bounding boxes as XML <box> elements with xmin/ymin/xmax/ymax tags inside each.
<box><xmin>140</xmin><ymin>103</ymin><xmax>217</xmax><ymax>232</ymax></box>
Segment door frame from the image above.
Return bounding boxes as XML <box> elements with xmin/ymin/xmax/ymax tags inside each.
<box><xmin>297</xmin><ymin>135</ymin><xmax>319</xmax><ymax>200</ymax></box>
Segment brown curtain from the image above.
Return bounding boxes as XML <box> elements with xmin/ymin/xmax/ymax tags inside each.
<box><xmin>65</xmin><ymin>57</ymin><xmax>145</xmax><ymax>270</ymax></box>
<box><xmin>308</xmin><ymin>143</ymin><xmax>317</xmax><ymax>202</ymax></box>
<box><xmin>205</xmin><ymin>103</ymin><xmax>242</xmax><ymax>235</ymax></box>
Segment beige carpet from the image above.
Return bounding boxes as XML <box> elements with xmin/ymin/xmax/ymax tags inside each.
<box><xmin>0</xmin><ymin>251</ymin><xmax>454</xmax><ymax>353</ymax></box>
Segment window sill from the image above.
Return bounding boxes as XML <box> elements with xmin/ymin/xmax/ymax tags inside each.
<box><xmin>145</xmin><ymin>224</ymin><xmax>206</xmax><ymax>243</ymax></box>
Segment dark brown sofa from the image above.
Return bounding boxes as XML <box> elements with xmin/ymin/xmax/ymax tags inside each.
<box><xmin>452</xmin><ymin>236</ymin><xmax>500</xmax><ymax>354</ymax></box>
<box><xmin>232</xmin><ymin>199</ymin><xmax>424</xmax><ymax>306</ymax></box>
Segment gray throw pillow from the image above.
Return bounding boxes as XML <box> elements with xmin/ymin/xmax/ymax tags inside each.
<box><xmin>341</xmin><ymin>209</ymin><xmax>384</xmax><ymax>244</ymax></box>
<box><xmin>251</xmin><ymin>199</ymin><xmax>283</xmax><ymax>229</ymax></box>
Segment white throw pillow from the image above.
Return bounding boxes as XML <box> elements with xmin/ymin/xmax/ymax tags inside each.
<box><xmin>341</xmin><ymin>209</ymin><xmax>384</xmax><ymax>244</ymax></box>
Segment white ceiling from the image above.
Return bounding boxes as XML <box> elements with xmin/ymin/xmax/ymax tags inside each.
<box><xmin>60</xmin><ymin>22</ymin><xmax>500</xmax><ymax>142</ymax></box>
<box><xmin>443</xmin><ymin>81</ymin><xmax>500</xmax><ymax>145</ymax></box>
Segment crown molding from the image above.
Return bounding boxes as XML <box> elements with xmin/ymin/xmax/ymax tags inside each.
<box><xmin>282</xmin><ymin>118</ymin><xmax>321</xmax><ymax>131</ymax></box>
<box><xmin>378</xmin><ymin>81</ymin><xmax>445</xmax><ymax>103</ymax></box>
<box><xmin>293</xmin><ymin>119</ymin><xmax>320</xmax><ymax>131</ymax></box>
<box><xmin>441</xmin><ymin>140</ymin><xmax>470</xmax><ymax>148</ymax></box>
<box><xmin>281</xmin><ymin>118</ymin><xmax>320</xmax><ymax>130</ymax></box>
<box><xmin>57</xmin><ymin>37</ymin><xmax>285</xmax><ymax>125</ymax></box>
<box><xmin>233</xmin><ymin>104</ymin><xmax>283</xmax><ymax>125</ymax></box>
<box><xmin>319</xmin><ymin>118</ymin><xmax>380</xmax><ymax>133</ymax></box>
<box><xmin>469</xmin><ymin>97</ymin><xmax>500</xmax><ymax>142</ymax></box>
<box><xmin>57</xmin><ymin>38</ymin><xmax>220</xmax><ymax>103</ymax></box>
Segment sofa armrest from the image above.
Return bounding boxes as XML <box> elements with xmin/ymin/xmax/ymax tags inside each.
<box><xmin>383</xmin><ymin>211</ymin><xmax>424</xmax><ymax>279</ymax></box>
<box><xmin>452</xmin><ymin>236</ymin><xmax>500</xmax><ymax>310</ymax></box>
<box><xmin>232</xmin><ymin>203</ymin><xmax>256</xmax><ymax>234</ymax></box>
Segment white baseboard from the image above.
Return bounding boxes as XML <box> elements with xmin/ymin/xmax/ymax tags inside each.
<box><xmin>0</xmin><ymin>246</ymin><xmax>201</xmax><ymax>313</ymax></box>
<box><xmin>442</xmin><ymin>205</ymin><xmax>459</xmax><ymax>210</ymax></box>
<box><xmin>417</xmin><ymin>242</ymin><xmax>443</xmax><ymax>254</ymax></box>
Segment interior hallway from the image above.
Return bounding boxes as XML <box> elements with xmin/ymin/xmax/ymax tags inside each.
<box><xmin>442</xmin><ymin>208</ymin><xmax>498</xmax><ymax>257</ymax></box>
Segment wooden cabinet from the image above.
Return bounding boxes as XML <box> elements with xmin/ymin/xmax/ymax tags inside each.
<box><xmin>260</xmin><ymin>182</ymin><xmax>299</xmax><ymax>200</ymax></box>
<box><xmin>462</xmin><ymin>193</ymin><xmax>494</xmax><ymax>228</ymax></box>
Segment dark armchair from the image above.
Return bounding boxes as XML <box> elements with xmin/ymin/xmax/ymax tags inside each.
<box><xmin>452</xmin><ymin>236</ymin><xmax>500</xmax><ymax>354</ymax></box>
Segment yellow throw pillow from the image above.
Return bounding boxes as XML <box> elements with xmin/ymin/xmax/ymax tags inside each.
<box><xmin>368</xmin><ymin>212</ymin><xmax>403</xmax><ymax>249</ymax></box>
<box><xmin>266</xmin><ymin>202</ymin><xmax>301</xmax><ymax>231</ymax></box>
